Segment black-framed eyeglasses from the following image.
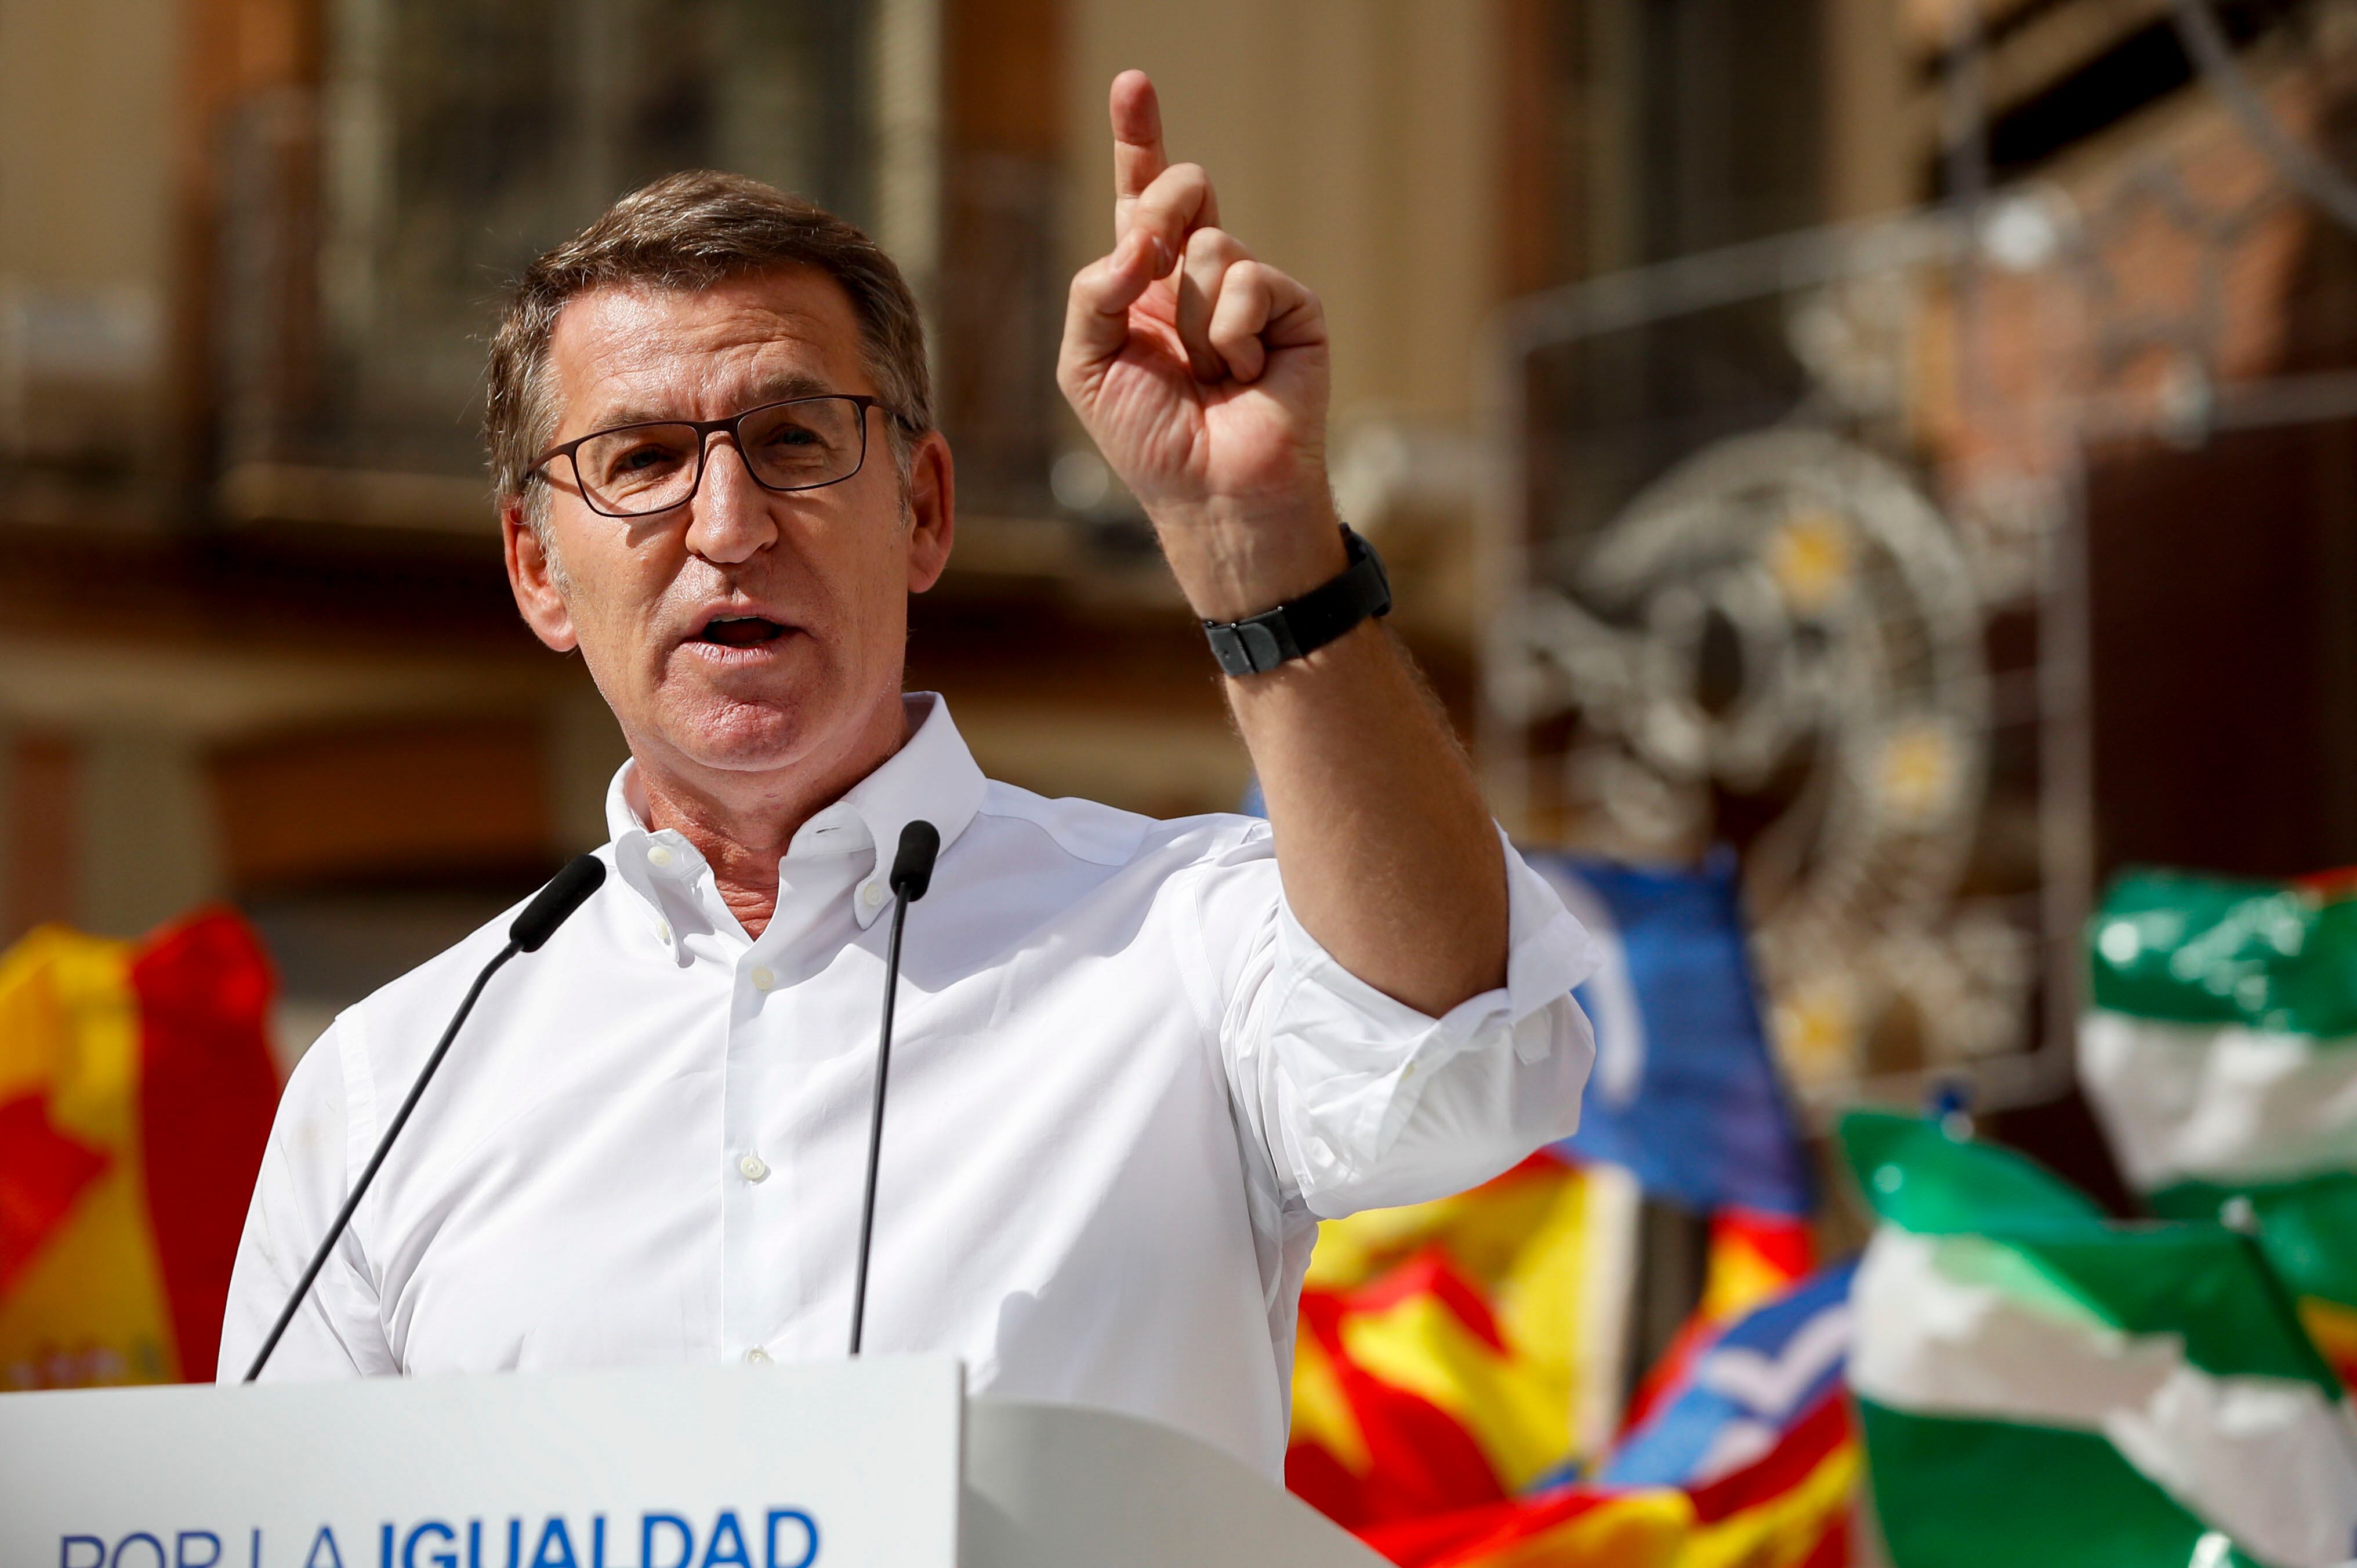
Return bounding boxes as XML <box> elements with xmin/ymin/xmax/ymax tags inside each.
<box><xmin>529</xmin><ymin>394</ymin><xmax>894</xmax><ymax>518</ymax></box>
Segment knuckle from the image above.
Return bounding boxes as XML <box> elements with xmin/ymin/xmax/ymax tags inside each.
<box><xmin>1187</xmin><ymin>226</ymin><xmax>1246</xmax><ymax>260</ymax></box>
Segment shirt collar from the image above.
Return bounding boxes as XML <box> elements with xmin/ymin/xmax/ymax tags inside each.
<box><xmin>603</xmin><ymin>692</ymin><xmax>987</xmax><ymax>931</ymax></box>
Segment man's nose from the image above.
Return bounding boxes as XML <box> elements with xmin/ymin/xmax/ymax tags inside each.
<box><xmin>682</xmin><ymin>435</ymin><xmax>779</xmax><ymax>565</ymax></box>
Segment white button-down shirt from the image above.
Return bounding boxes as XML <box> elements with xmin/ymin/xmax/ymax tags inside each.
<box><xmin>220</xmin><ymin>695</ymin><xmax>1599</xmax><ymax>1474</ymax></box>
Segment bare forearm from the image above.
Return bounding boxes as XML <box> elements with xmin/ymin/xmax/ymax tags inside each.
<box><xmin>1056</xmin><ymin>68</ymin><xmax>1508</xmax><ymax>1008</ymax></box>
<box><xmin>1224</xmin><ymin>612</ymin><xmax>1509</xmax><ymax>1018</ymax></box>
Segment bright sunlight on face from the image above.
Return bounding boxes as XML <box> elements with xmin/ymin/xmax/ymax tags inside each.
<box><xmin>512</xmin><ymin>268</ymin><xmax>952</xmax><ymax>795</ymax></box>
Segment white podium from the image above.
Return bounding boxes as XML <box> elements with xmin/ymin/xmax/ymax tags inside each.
<box><xmin>0</xmin><ymin>1356</ymin><xmax>1383</xmax><ymax>1567</ymax></box>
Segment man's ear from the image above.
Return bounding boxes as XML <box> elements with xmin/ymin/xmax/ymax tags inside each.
<box><xmin>905</xmin><ymin>430</ymin><xmax>955</xmax><ymax>593</ymax></box>
<box><xmin>503</xmin><ymin>498</ymin><xmax>581</xmax><ymax>652</ymax></box>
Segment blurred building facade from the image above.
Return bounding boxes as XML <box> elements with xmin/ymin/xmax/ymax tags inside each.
<box><xmin>5</xmin><ymin>0</ymin><xmax>2357</xmax><ymax>1083</ymax></box>
<box><xmin>1491</xmin><ymin>0</ymin><xmax>2357</xmax><ymax>1139</ymax></box>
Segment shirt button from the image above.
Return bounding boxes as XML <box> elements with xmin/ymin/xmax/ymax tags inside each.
<box><xmin>744</xmin><ymin>1348</ymin><xmax>771</xmax><ymax>1365</ymax></box>
<box><xmin>647</xmin><ymin>844</ymin><xmax>674</xmax><ymax>869</ymax></box>
<box><xmin>739</xmin><ymin>1153</ymin><xmax>770</xmax><ymax>1184</ymax></box>
<box><xmin>860</xmin><ymin>883</ymin><xmax>885</xmax><ymax>910</ymax></box>
<box><xmin>750</xmin><ymin>966</ymin><xmax>776</xmax><ymax>991</ymax></box>
<box><xmin>651</xmin><ymin>920</ymin><xmax>672</xmax><ymax>945</ymax></box>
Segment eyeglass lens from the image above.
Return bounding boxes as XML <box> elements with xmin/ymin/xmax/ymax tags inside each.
<box><xmin>572</xmin><ymin>397</ymin><xmax>866</xmax><ymax>516</ymax></box>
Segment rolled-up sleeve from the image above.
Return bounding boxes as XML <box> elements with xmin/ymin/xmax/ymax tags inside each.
<box><xmin>1196</xmin><ymin>826</ymin><xmax>1601</xmax><ymax>1219</ymax></box>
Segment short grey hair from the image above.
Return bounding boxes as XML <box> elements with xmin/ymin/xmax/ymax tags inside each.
<box><xmin>484</xmin><ymin>170</ymin><xmax>931</xmax><ymax>530</ymax></box>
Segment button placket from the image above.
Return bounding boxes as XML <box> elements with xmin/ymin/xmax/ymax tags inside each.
<box><xmin>722</xmin><ymin>923</ymin><xmax>797</xmax><ymax>1365</ymax></box>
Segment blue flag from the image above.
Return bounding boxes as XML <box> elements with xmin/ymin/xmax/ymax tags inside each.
<box><xmin>1598</xmin><ymin>1260</ymin><xmax>1856</xmax><ymax>1487</ymax></box>
<box><xmin>1524</xmin><ymin>851</ymin><xmax>1812</xmax><ymax>1217</ymax></box>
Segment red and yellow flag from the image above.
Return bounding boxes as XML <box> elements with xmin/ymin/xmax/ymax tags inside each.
<box><xmin>1288</xmin><ymin>1150</ymin><xmax>1642</xmax><ymax>1529</ymax></box>
<box><xmin>0</xmin><ymin>910</ymin><xmax>280</xmax><ymax>1388</ymax></box>
<box><xmin>1286</xmin><ymin>1146</ymin><xmax>1852</xmax><ymax>1567</ymax></box>
<box><xmin>1358</xmin><ymin>1393</ymin><xmax>1857</xmax><ymax>1568</ymax></box>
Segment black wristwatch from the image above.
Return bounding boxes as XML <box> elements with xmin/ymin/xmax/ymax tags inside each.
<box><xmin>1202</xmin><ymin>526</ymin><xmax>1393</xmax><ymax>677</ymax></box>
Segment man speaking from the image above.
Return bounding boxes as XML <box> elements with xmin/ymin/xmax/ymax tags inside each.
<box><xmin>219</xmin><ymin>71</ymin><xmax>1598</xmax><ymax>1478</ymax></box>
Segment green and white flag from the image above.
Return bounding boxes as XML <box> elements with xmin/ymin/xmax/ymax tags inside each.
<box><xmin>2082</xmin><ymin>869</ymin><xmax>2357</xmax><ymax>1381</ymax></box>
<box><xmin>1841</xmin><ymin>1111</ymin><xmax>2357</xmax><ymax>1568</ymax></box>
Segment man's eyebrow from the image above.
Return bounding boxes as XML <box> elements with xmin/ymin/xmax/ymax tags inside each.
<box><xmin>578</xmin><ymin>373</ymin><xmax>841</xmax><ymax>434</ymax></box>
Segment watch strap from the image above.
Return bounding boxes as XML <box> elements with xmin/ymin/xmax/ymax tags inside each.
<box><xmin>1202</xmin><ymin>526</ymin><xmax>1393</xmax><ymax>677</ymax></box>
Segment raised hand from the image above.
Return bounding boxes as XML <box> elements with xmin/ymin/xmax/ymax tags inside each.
<box><xmin>1057</xmin><ymin>71</ymin><xmax>1343</xmax><ymax>622</ymax></box>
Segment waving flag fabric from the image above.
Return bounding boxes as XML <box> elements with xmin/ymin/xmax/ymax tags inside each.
<box><xmin>1600</xmin><ymin>1261</ymin><xmax>1855</xmax><ymax>1491</ymax></box>
<box><xmin>1524</xmin><ymin>852</ymin><xmax>1812</xmax><ymax>1218</ymax></box>
<box><xmin>0</xmin><ymin>910</ymin><xmax>279</xmax><ymax>1388</ymax></box>
<box><xmin>1365</xmin><ymin>1261</ymin><xmax>1866</xmax><ymax>1568</ymax></box>
<box><xmin>1287</xmin><ymin>1149</ymin><xmax>1642</xmax><ymax>1527</ymax></box>
<box><xmin>1355</xmin><ymin>1303</ymin><xmax>1859</xmax><ymax>1568</ymax></box>
<box><xmin>1841</xmin><ymin>1109</ymin><xmax>2357</xmax><ymax>1568</ymax></box>
<box><xmin>1522</xmin><ymin>851</ymin><xmax>1818</xmax><ymax>1456</ymax></box>
<box><xmin>1287</xmin><ymin>847</ymin><xmax>1843</xmax><ymax>1566</ymax></box>
<box><xmin>2080</xmin><ymin>868</ymin><xmax>2357</xmax><ymax>1385</ymax></box>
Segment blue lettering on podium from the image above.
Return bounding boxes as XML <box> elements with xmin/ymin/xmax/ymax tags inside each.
<box><xmin>763</xmin><ymin>1511</ymin><xmax>817</xmax><ymax>1568</ymax></box>
<box><xmin>113</xmin><ymin>1534</ymin><xmax>167</xmax><ymax>1568</ymax></box>
<box><xmin>698</xmin><ymin>1512</ymin><xmax>749</xmax><ymax>1568</ymax></box>
<box><xmin>640</xmin><ymin>1515</ymin><xmax>691</xmax><ymax>1568</ymax></box>
<box><xmin>57</xmin><ymin>1505</ymin><xmax>819</xmax><ymax>1568</ymax></box>
<box><xmin>402</xmin><ymin>1522</ymin><xmax>456</xmax><ymax>1568</ymax></box>
<box><xmin>527</xmin><ymin>1519</ymin><xmax>576</xmax><ymax>1568</ymax></box>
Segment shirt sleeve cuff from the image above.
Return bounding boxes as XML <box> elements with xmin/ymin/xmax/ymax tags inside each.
<box><xmin>1264</xmin><ymin>830</ymin><xmax>1602</xmax><ymax>1175</ymax></box>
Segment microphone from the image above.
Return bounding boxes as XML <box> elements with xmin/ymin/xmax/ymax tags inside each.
<box><xmin>242</xmin><ymin>853</ymin><xmax>608</xmax><ymax>1382</ymax></box>
<box><xmin>847</xmin><ymin>821</ymin><xmax>940</xmax><ymax>1355</ymax></box>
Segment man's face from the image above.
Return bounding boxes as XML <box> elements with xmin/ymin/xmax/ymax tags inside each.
<box><xmin>505</xmin><ymin>268</ymin><xmax>952</xmax><ymax>793</ymax></box>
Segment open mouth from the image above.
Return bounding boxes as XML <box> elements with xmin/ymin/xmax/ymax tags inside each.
<box><xmin>697</xmin><ymin>614</ymin><xmax>788</xmax><ymax>648</ymax></box>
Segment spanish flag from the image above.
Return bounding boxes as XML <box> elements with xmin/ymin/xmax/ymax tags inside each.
<box><xmin>0</xmin><ymin>910</ymin><xmax>280</xmax><ymax>1388</ymax></box>
<box><xmin>1286</xmin><ymin>1153</ymin><xmax>1841</xmax><ymax>1566</ymax></box>
<box><xmin>1288</xmin><ymin>1150</ymin><xmax>1643</xmax><ymax>1527</ymax></box>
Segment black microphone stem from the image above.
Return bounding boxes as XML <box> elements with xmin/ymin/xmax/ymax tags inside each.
<box><xmin>242</xmin><ymin>943</ymin><xmax>518</xmax><ymax>1382</ymax></box>
<box><xmin>242</xmin><ymin>852</ymin><xmax>605</xmax><ymax>1384</ymax></box>
<box><xmin>847</xmin><ymin>890</ymin><xmax>908</xmax><ymax>1358</ymax></box>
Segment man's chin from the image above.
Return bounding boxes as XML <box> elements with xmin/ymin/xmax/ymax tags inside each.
<box><xmin>670</xmin><ymin>707</ymin><xmax>822</xmax><ymax>773</ymax></box>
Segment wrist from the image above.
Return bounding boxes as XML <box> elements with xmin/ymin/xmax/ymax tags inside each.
<box><xmin>1199</xmin><ymin>522</ymin><xmax>1391</xmax><ymax>678</ymax></box>
<box><xmin>1154</xmin><ymin>496</ymin><xmax>1350</xmax><ymax>622</ymax></box>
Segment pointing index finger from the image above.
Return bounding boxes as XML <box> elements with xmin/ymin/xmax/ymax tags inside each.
<box><xmin>1111</xmin><ymin>70</ymin><xmax>1167</xmax><ymax>222</ymax></box>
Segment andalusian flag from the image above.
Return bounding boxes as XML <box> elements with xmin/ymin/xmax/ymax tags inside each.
<box><xmin>2081</xmin><ymin>868</ymin><xmax>2357</xmax><ymax>1385</ymax></box>
<box><xmin>1843</xmin><ymin>1110</ymin><xmax>2357</xmax><ymax>1568</ymax></box>
<box><xmin>0</xmin><ymin>910</ymin><xmax>279</xmax><ymax>1388</ymax></box>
